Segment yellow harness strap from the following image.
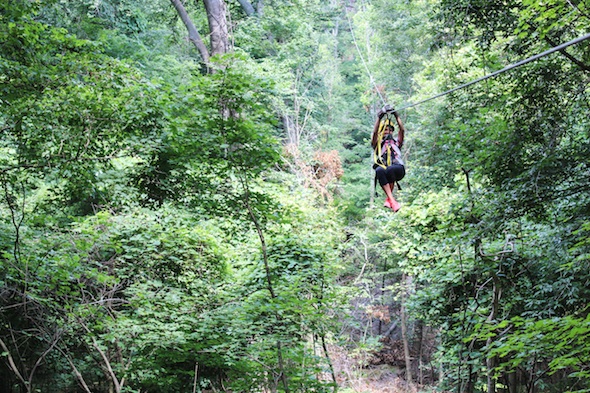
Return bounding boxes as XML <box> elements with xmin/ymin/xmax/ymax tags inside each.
<box><xmin>373</xmin><ymin>116</ymin><xmax>394</xmax><ymax>169</ymax></box>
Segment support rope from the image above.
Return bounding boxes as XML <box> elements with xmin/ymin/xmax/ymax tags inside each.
<box><xmin>344</xmin><ymin>7</ymin><xmax>387</xmax><ymax>106</ymax></box>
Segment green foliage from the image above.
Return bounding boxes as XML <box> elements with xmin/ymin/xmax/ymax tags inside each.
<box><xmin>0</xmin><ymin>204</ymin><xmax>230</xmax><ymax>392</ymax></box>
<box><xmin>1</xmin><ymin>8</ymin><xmax>168</xmax><ymax>215</ymax></box>
<box><xmin>2</xmin><ymin>0</ymin><xmax>590</xmax><ymax>392</ymax></box>
<box><xmin>398</xmin><ymin>46</ymin><xmax>590</xmax><ymax>388</ymax></box>
<box><xmin>484</xmin><ymin>314</ymin><xmax>590</xmax><ymax>383</ymax></box>
<box><xmin>0</xmin><ymin>3</ymin><xmax>342</xmax><ymax>392</ymax></box>
<box><xmin>515</xmin><ymin>0</ymin><xmax>590</xmax><ymax>41</ymax></box>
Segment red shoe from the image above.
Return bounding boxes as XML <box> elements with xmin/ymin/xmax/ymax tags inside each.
<box><xmin>384</xmin><ymin>198</ymin><xmax>400</xmax><ymax>212</ymax></box>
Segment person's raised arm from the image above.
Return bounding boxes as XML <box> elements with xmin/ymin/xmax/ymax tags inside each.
<box><xmin>371</xmin><ymin>109</ymin><xmax>385</xmax><ymax>148</ymax></box>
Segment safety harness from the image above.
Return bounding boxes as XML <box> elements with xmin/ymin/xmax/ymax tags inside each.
<box><xmin>373</xmin><ymin>114</ymin><xmax>404</xmax><ymax>169</ymax></box>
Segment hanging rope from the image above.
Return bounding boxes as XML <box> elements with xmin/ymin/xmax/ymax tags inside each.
<box><xmin>344</xmin><ymin>7</ymin><xmax>387</xmax><ymax>106</ymax></box>
<box><xmin>396</xmin><ymin>32</ymin><xmax>590</xmax><ymax>111</ymax></box>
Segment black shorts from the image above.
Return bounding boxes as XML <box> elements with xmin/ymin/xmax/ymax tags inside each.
<box><xmin>374</xmin><ymin>164</ymin><xmax>405</xmax><ymax>186</ymax></box>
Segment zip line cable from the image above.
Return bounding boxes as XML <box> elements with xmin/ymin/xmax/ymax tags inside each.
<box><xmin>344</xmin><ymin>5</ymin><xmax>589</xmax><ymax>113</ymax></box>
<box><xmin>396</xmin><ymin>32</ymin><xmax>590</xmax><ymax>112</ymax></box>
<box><xmin>344</xmin><ymin>7</ymin><xmax>387</xmax><ymax>106</ymax></box>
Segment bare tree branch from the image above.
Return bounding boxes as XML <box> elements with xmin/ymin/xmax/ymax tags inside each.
<box><xmin>170</xmin><ymin>0</ymin><xmax>211</xmax><ymax>65</ymax></box>
<box><xmin>28</xmin><ymin>331</ymin><xmax>62</xmax><ymax>389</ymax></box>
<box><xmin>56</xmin><ymin>346</ymin><xmax>93</xmax><ymax>393</ymax></box>
<box><xmin>79</xmin><ymin>320</ymin><xmax>123</xmax><ymax>393</ymax></box>
<box><xmin>545</xmin><ymin>36</ymin><xmax>590</xmax><ymax>73</ymax></box>
<box><xmin>0</xmin><ymin>337</ymin><xmax>28</xmax><ymax>392</ymax></box>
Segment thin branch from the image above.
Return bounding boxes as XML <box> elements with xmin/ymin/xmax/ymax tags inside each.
<box><xmin>239</xmin><ymin>175</ymin><xmax>275</xmax><ymax>299</ymax></box>
<box><xmin>238</xmin><ymin>174</ymin><xmax>290</xmax><ymax>393</ymax></box>
<box><xmin>0</xmin><ymin>337</ymin><xmax>28</xmax><ymax>391</ymax></box>
<box><xmin>79</xmin><ymin>320</ymin><xmax>122</xmax><ymax>393</ymax></box>
<box><xmin>320</xmin><ymin>334</ymin><xmax>337</xmax><ymax>391</ymax></box>
<box><xmin>353</xmin><ymin>237</ymin><xmax>370</xmax><ymax>284</ymax></box>
<box><xmin>2</xmin><ymin>179</ymin><xmax>25</xmax><ymax>265</ymax></box>
<box><xmin>28</xmin><ymin>331</ymin><xmax>62</xmax><ymax>388</ymax></box>
<box><xmin>192</xmin><ymin>362</ymin><xmax>199</xmax><ymax>393</ymax></box>
<box><xmin>566</xmin><ymin>0</ymin><xmax>590</xmax><ymax>19</ymax></box>
<box><xmin>170</xmin><ymin>0</ymin><xmax>211</xmax><ymax>66</ymax></box>
<box><xmin>545</xmin><ymin>36</ymin><xmax>590</xmax><ymax>73</ymax></box>
<box><xmin>56</xmin><ymin>346</ymin><xmax>92</xmax><ymax>393</ymax></box>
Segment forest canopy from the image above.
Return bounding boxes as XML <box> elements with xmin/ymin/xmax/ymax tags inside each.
<box><xmin>1</xmin><ymin>0</ymin><xmax>589</xmax><ymax>392</ymax></box>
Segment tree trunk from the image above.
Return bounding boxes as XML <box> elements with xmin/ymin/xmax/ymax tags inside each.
<box><xmin>169</xmin><ymin>0</ymin><xmax>210</xmax><ymax>64</ymax></box>
<box><xmin>203</xmin><ymin>0</ymin><xmax>230</xmax><ymax>57</ymax></box>
<box><xmin>416</xmin><ymin>320</ymin><xmax>424</xmax><ymax>385</ymax></box>
<box><xmin>401</xmin><ymin>274</ymin><xmax>413</xmax><ymax>385</ymax></box>
<box><xmin>236</xmin><ymin>0</ymin><xmax>255</xmax><ymax>16</ymax></box>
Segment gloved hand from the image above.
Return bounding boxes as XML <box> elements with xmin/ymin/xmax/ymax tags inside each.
<box><xmin>378</xmin><ymin>104</ymin><xmax>394</xmax><ymax>118</ymax></box>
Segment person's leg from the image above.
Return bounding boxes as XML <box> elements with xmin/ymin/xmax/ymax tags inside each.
<box><xmin>391</xmin><ymin>165</ymin><xmax>405</xmax><ymax>182</ymax></box>
<box><xmin>376</xmin><ymin>167</ymin><xmax>396</xmax><ymax>208</ymax></box>
<box><xmin>382</xmin><ymin>184</ymin><xmax>396</xmax><ymax>206</ymax></box>
<box><xmin>384</xmin><ymin>165</ymin><xmax>405</xmax><ymax>212</ymax></box>
<box><xmin>385</xmin><ymin>186</ymin><xmax>400</xmax><ymax>211</ymax></box>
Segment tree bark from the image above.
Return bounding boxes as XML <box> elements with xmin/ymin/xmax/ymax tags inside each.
<box><xmin>203</xmin><ymin>0</ymin><xmax>230</xmax><ymax>57</ymax></box>
<box><xmin>256</xmin><ymin>0</ymin><xmax>264</xmax><ymax>16</ymax></box>
<box><xmin>236</xmin><ymin>0</ymin><xmax>255</xmax><ymax>16</ymax></box>
<box><xmin>169</xmin><ymin>0</ymin><xmax>210</xmax><ymax>64</ymax></box>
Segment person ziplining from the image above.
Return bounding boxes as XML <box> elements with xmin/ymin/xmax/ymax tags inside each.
<box><xmin>364</xmin><ymin>32</ymin><xmax>590</xmax><ymax>212</ymax></box>
<box><xmin>371</xmin><ymin>105</ymin><xmax>405</xmax><ymax>212</ymax></box>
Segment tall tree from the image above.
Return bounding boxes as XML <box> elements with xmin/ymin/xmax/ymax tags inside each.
<box><xmin>170</xmin><ymin>0</ymin><xmax>231</xmax><ymax>69</ymax></box>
